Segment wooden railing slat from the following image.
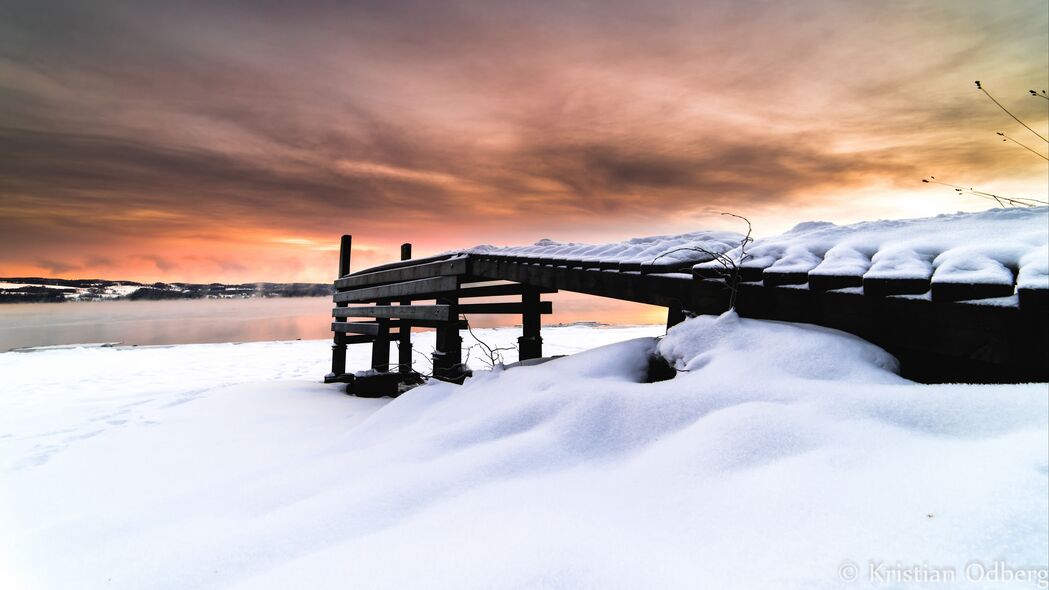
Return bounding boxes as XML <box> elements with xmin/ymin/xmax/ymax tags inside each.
<box><xmin>335</xmin><ymin>275</ymin><xmax>459</xmax><ymax>302</ymax></box>
<box><xmin>332</xmin><ymin>305</ymin><xmax>452</xmax><ymax>321</ymax></box>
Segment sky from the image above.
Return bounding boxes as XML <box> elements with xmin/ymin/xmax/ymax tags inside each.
<box><xmin>1</xmin><ymin>0</ymin><xmax>1047</xmax><ymax>283</ymax></box>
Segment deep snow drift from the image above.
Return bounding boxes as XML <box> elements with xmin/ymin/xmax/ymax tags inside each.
<box><xmin>700</xmin><ymin>207</ymin><xmax>1047</xmax><ymax>287</ymax></box>
<box><xmin>1</xmin><ymin>319</ymin><xmax>1046</xmax><ymax>589</ymax></box>
<box><xmin>467</xmin><ymin>229</ymin><xmax>745</xmax><ymax>266</ymax></box>
<box><xmin>463</xmin><ymin>207</ymin><xmax>1048</xmax><ymax>288</ymax></box>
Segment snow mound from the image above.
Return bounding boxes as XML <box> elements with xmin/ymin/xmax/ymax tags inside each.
<box><xmin>657</xmin><ymin>310</ymin><xmax>902</xmax><ymax>381</ymax></box>
<box><xmin>697</xmin><ymin>206</ymin><xmax>1048</xmax><ymax>283</ymax></box>
<box><xmin>1</xmin><ymin>321</ymin><xmax>1046</xmax><ymax>589</ymax></box>
<box><xmin>466</xmin><ymin>229</ymin><xmax>745</xmax><ymax>266</ymax></box>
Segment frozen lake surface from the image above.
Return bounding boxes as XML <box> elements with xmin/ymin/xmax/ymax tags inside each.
<box><xmin>0</xmin><ymin>294</ymin><xmax>666</xmax><ymax>352</ymax></box>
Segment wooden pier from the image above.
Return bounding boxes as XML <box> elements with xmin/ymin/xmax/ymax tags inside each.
<box><xmin>326</xmin><ymin>235</ymin><xmax>1048</xmax><ymax>394</ymax></box>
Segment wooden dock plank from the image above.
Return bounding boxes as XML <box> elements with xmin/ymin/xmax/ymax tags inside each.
<box><xmin>808</xmin><ymin>273</ymin><xmax>864</xmax><ymax>291</ymax></box>
<box><xmin>459</xmin><ymin>302</ymin><xmax>553</xmax><ymax>314</ymax></box>
<box><xmin>862</xmin><ymin>276</ymin><xmax>931</xmax><ymax>297</ymax></box>
<box><xmin>342</xmin><ymin>253</ymin><xmax>456</xmax><ymax>278</ymax></box>
<box><xmin>333</xmin><ymin>305</ymin><xmax>452</xmax><ymax>321</ymax></box>
<box><xmin>457</xmin><ymin>283</ymin><xmax>557</xmax><ymax>298</ymax></box>
<box><xmin>334</xmin><ymin>275</ymin><xmax>459</xmax><ymax>303</ymax></box>
<box><xmin>335</xmin><ymin>258</ymin><xmax>468</xmax><ymax>290</ymax></box>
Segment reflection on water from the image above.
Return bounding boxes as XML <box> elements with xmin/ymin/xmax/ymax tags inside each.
<box><xmin>0</xmin><ymin>293</ymin><xmax>665</xmax><ymax>352</ymax></box>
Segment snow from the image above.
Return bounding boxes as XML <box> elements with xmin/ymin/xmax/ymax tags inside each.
<box><xmin>932</xmin><ymin>252</ymin><xmax>1014</xmax><ymax>286</ymax></box>
<box><xmin>1018</xmin><ymin>245</ymin><xmax>1049</xmax><ymax>291</ymax></box>
<box><xmin>466</xmin><ymin>229</ymin><xmax>745</xmax><ymax>266</ymax></box>
<box><xmin>696</xmin><ymin>207</ymin><xmax>1048</xmax><ymax>285</ymax></box>
<box><xmin>866</xmin><ymin>246</ymin><xmax>933</xmax><ymax>281</ymax></box>
<box><xmin>0</xmin><ymin>283</ymin><xmax>56</xmax><ymax>290</ymax></box>
<box><xmin>809</xmin><ymin>245</ymin><xmax>871</xmax><ymax>277</ymax></box>
<box><xmin>1</xmin><ymin>319</ymin><xmax>1046</xmax><ymax>589</ymax></box>
<box><xmin>0</xmin><ymin>281</ymin><xmax>140</xmax><ymax>300</ymax></box>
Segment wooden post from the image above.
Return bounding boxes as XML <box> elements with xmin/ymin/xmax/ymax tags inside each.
<box><xmin>432</xmin><ymin>292</ymin><xmax>462</xmax><ymax>380</ymax></box>
<box><xmin>666</xmin><ymin>301</ymin><xmax>686</xmax><ymax>331</ymax></box>
<box><xmin>325</xmin><ymin>235</ymin><xmax>352</xmax><ymax>382</ymax></box>
<box><xmin>398</xmin><ymin>243</ymin><xmax>413</xmax><ymax>374</ymax></box>
<box><xmin>371</xmin><ymin>302</ymin><xmax>391</xmax><ymax>371</ymax></box>
<box><xmin>518</xmin><ymin>286</ymin><xmax>543</xmax><ymax>360</ymax></box>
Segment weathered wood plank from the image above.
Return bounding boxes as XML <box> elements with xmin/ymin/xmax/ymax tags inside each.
<box><xmin>459</xmin><ymin>302</ymin><xmax>553</xmax><ymax>315</ymax></box>
<box><xmin>334</xmin><ymin>275</ymin><xmax>459</xmax><ymax>302</ymax></box>
<box><xmin>1018</xmin><ymin>287</ymin><xmax>1048</xmax><ymax>311</ymax></box>
<box><xmin>862</xmin><ymin>276</ymin><xmax>931</xmax><ymax>297</ymax></box>
<box><xmin>693</xmin><ymin>265</ymin><xmax>765</xmax><ymax>282</ymax></box>
<box><xmin>332</xmin><ymin>319</ymin><xmax>458</xmax><ymax>331</ymax></box>
<box><xmin>331</xmin><ymin>321</ymin><xmax>382</xmax><ymax>335</ymax></box>
<box><xmin>335</xmin><ymin>258</ymin><xmax>468</xmax><ymax>290</ymax></box>
<box><xmin>343</xmin><ymin>252</ymin><xmax>456</xmax><ymax>278</ymax></box>
<box><xmin>469</xmin><ymin>258</ymin><xmax>691</xmax><ymax>308</ymax></box>
<box><xmin>931</xmin><ymin>282</ymin><xmax>1015</xmax><ymax>302</ymax></box>
<box><xmin>808</xmin><ymin>273</ymin><xmax>863</xmax><ymax>291</ymax></box>
<box><xmin>763</xmin><ymin>271</ymin><xmax>809</xmax><ymax>287</ymax></box>
<box><xmin>332</xmin><ymin>305</ymin><xmax>452</xmax><ymax>321</ymax></box>
<box><xmin>458</xmin><ymin>283</ymin><xmax>557</xmax><ymax>298</ymax></box>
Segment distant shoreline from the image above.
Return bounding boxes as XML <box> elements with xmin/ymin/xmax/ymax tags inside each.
<box><xmin>0</xmin><ymin>277</ymin><xmax>331</xmax><ymax>304</ymax></box>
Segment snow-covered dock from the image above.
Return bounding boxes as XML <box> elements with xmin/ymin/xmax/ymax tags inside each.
<box><xmin>330</xmin><ymin>208</ymin><xmax>1048</xmax><ymax>385</ymax></box>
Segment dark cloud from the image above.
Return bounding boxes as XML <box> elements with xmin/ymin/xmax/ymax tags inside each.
<box><xmin>0</xmin><ymin>0</ymin><xmax>1045</xmax><ymax>280</ymax></box>
<box><xmin>131</xmin><ymin>255</ymin><xmax>179</xmax><ymax>272</ymax></box>
<box><xmin>35</xmin><ymin>259</ymin><xmax>79</xmax><ymax>274</ymax></box>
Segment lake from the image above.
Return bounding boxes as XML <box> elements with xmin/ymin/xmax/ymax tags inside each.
<box><xmin>0</xmin><ymin>293</ymin><xmax>666</xmax><ymax>351</ymax></box>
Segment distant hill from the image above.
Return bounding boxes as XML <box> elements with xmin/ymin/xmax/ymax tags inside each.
<box><xmin>0</xmin><ymin>278</ymin><xmax>332</xmax><ymax>303</ymax></box>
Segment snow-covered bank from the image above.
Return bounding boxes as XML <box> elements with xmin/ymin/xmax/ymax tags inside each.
<box><xmin>1</xmin><ymin>320</ymin><xmax>1046</xmax><ymax>589</ymax></box>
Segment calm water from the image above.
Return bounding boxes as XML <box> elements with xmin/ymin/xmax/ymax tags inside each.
<box><xmin>0</xmin><ymin>293</ymin><xmax>665</xmax><ymax>352</ymax></box>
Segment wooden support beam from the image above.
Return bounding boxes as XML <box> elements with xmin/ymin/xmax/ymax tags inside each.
<box><xmin>371</xmin><ymin>298</ymin><xmax>392</xmax><ymax>371</ymax></box>
<box><xmin>433</xmin><ymin>295</ymin><xmax>462</xmax><ymax>381</ymax></box>
<box><xmin>518</xmin><ymin>286</ymin><xmax>543</xmax><ymax>360</ymax></box>
<box><xmin>468</xmin><ymin>258</ymin><xmax>691</xmax><ymax>308</ymax></box>
<box><xmin>334</xmin><ymin>275</ymin><xmax>458</xmax><ymax>303</ymax></box>
<box><xmin>666</xmin><ymin>301</ymin><xmax>686</xmax><ymax>330</ymax></box>
<box><xmin>459</xmin><ymin>302</ymin><xmax>553</xmax><ymax>315</ymax></box>
<box><xmin>335</xmin><ymin>258</ymin><xmax>468</xmax><ymax>290</ymax></box>
<box><xmin>333</xmin><ymin>305</ymin><xmax>452</xmax><ymax>321</ymax></box>
<box><xmin>325</xmin><ymin>234</ymin><xmax>353</xmax><ymax>383</ymax></box>
<box><xmin>398</xmin><ymin>243</ymin><xmax>413</xmax><ymax>374</ymax></box>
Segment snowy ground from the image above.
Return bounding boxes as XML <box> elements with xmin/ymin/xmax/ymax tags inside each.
<box><xmin>1</xmin><ymin>319</ymin><xmax>1046</xmax><ymax>589</ymax></box>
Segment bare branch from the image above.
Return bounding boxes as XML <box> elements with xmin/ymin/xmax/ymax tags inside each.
<box><xmin>975</xmin><ymin>81</ymin><xmax>1048</xmax><ymax>143</ymax></box>
<box><xmin>996</xmin><ymin>132</ymin><xmax>1049</xmax><ymax>161</ymax></box>
<box><xmin>922</xmin><ymin>177</ymin><xmax>1047</xmax><ymax>207</ymax></box>
<box><xmin>650</xmin><ymin>212</ymin><xmax>754</xmax><ymax>309</ymax></box>
<box><xmin>461</xmin><ymin>314</ymin><xmax>517</xmax><ymax>370</ymax></box>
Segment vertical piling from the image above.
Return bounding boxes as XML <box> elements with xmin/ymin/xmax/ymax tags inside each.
<box><xmin>325</xmin><ymin>235</ymin><xmax>352</xmax><ymax>382</ymax></box>
<box><xmin>518</xmin><ymin>286</ymin><xmax>543</xmax><ymax>360</ymax></box>
<box><xmin>666</xmin><ymin>301</ymin><xmax>686</xmax><ymax>331</ymax></box>
<box><xmin>371</xmin><ymin>300</ymin><xmax>392</xmax><ymax>371</ymax></box>
<box><xmin>433</xmin><ymin>292</ymin><xmax>462</xmax><ymax>381</ymax></box>
<box><xmin>398</xmin><ymin>243</ymin><xmax>413</xmax><ymax>373</ymax></box>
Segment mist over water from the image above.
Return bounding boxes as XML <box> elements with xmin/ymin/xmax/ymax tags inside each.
<box><xmin>0</xmin><ymin>294</ymin><xmax>665</xmax><ymax>351</ymax></box>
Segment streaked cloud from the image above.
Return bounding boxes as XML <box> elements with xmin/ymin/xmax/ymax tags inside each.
<box><xmin>0</xmin><ymin>0</ymin><xmax>1045</xmax><ymax>281</ymax></box>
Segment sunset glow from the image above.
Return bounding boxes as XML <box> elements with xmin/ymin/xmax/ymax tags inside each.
<box><xmin>2</xmin><ymin>0</ymin><xmax>1046</xmax><ymax>282</ymax></box>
